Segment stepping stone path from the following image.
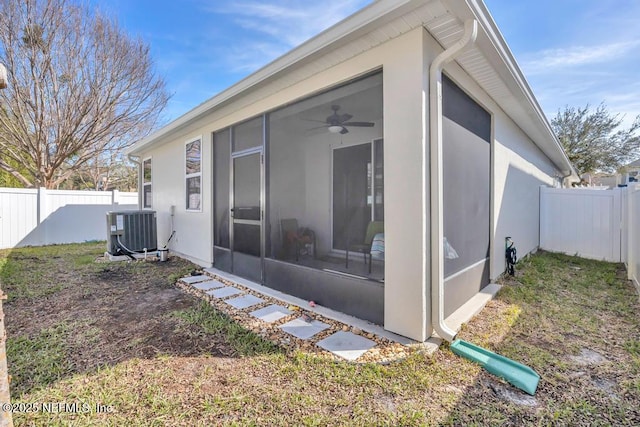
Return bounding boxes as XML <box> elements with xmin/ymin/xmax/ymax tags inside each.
<box><xmin>178</xmin><ymin>273</ymin><xmax>386</xmax><ymax>361</ymax></box>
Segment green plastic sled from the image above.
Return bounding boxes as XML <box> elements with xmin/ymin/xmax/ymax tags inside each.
<box><xmin>451</xmin><ymin>339</ymin><xmax>540</xmax><ymax>395</ymax></box>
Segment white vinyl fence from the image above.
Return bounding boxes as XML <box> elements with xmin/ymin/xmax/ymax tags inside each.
<box><xmin>0</xmin><ymin>187</ymin><xmax>138</xmax><ymax>249</ymax></box>
<box><xmin>540</xmin><ymin>187</ymin><xmax>623</xmax><ymax>262</ymax></box>
<box><xmin>627</xmin><ymin>185</ymin><xmax>640</xmax><ymax>287</ymax></box>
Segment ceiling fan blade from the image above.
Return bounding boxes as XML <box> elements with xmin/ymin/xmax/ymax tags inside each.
<box><xmin>343</xmin><ymin>121</ymin><xmax>374</xmax><ymax>127</ymax></box>
<box><xmin>340</xmin><ymin>127</ymin><xmax>349</xmax><ymax>134</ymax></box>
<box><xmin>302</xmin><ymin>118</ymin><xmax>329</xmax><ymax>124</ymax></box>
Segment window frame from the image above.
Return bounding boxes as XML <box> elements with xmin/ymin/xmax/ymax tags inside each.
<box><xmin>185</xmin><ymin>136</ymin><xmax>203</xmax><ymax>212</ymax></box>
<box><xmin>142</xmin><ymin>156</ymin><xmax>152</xmax><ymax>209</ymax></box>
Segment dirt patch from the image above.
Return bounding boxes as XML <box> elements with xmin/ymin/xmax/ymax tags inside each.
<box><xmin>488</xmin><ymin>380</ymin><xmax>538</xmax><ymax>407</ymax></box>
<box><xmin>569</xmin><ymin>348</ymin><xmax>608</xmax><ymax>366</ymax></box>
<box><xmin>2</xmin><ymin>245</ymin><xmax>238</xmax><ymax>395</ymax></box>
<box><xmin>591</xmin><ymin>377</ymin><xmax>620</xmax><ymax>401</ymax></box>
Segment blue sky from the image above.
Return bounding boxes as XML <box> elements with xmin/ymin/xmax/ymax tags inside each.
<box><xmin>94</xmin><ymin>0</ymin><xmax>640</xmax><ymax>128</ymax></box>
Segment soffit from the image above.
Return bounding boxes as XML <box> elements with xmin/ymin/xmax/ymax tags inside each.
<box><xmin>426</xmin><ymin>0</ymin><xmax>574</xmax><ymax>175</ymax></box>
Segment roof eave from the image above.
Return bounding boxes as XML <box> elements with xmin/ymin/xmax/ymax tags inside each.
<box><xmin>128</xmin><ymin>0</ymin><xmax>579</xmax><ymax>182</ymax></box>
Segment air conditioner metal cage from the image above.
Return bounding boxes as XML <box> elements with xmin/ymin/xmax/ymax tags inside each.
<box><xmin>106</xmin><ymin>210</ymin><xmax>157</xmax><ymax>255</ymax></box>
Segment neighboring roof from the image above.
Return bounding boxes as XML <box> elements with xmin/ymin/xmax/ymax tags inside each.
<box><xmin>127</xmin><ymin>0</ymin><xmax>577</xmax><ymax>178</ymax></box>
<box><xmin>624</xmin><ymin>158</ymin><xmax>640</xmax><ymax>168</ymax></box>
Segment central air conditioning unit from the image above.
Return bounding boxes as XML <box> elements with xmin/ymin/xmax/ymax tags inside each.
<box><xmin>106</xmin><ymin>210</ymin><xmax>157</xmax><ymax>256</ymax></box>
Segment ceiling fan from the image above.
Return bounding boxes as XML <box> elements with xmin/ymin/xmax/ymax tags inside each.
<box><xmin>307</xmin><ymin>105</ymin><xmax>374</xmax><ymax>134</ymax></box>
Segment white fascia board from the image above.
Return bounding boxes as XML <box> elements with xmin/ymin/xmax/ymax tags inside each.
<box><xmin>127</xmin><ymin>0</ymin><xmax>424</xmax><ymax>156</ymax></box>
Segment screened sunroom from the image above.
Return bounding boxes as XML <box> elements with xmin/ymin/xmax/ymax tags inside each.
<box><xmin>212</xmin><ymin>71</ymin><xmax>385</xmax><ymax>324</ymax></box>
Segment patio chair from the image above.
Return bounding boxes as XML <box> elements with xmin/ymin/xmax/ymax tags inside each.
<box><xmin>345</xmin><ymin>220</ymin><xmax>384</xmax><ymax>273</ymax></box>
<box><xmin>280</xmin><ymin>218</ymin><xmax>315</xmax><ymax>261</ymax></box>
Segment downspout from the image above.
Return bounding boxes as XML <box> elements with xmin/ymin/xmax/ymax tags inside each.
<box><xmin>560</xmin><ymin>170</ymin><xmax>574</xmax><ymax>188</ymax></box>
<box><xmin>428</xmin><ymin>19</ymin><xmax>478</xmax><ymax>342</ymax></box>
<box><xmin>127</xmin><ymin>154</ymin><xmax>142</xmax><ymax>209</ymax></box>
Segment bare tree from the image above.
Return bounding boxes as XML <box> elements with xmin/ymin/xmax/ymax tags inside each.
<box><xmin>0</xmin><ymin>61</ymin><xmax>11</xmax><ymax>427</ymax></box>
<box><xmin>0</xmin><ymin>0</ymin><xmax>168</xmax><ymax>188</ymax></box>
<box><xmin>57</xmin><ymin>152</ymin><xmax>137</xmax><ymax>191</ymax></box>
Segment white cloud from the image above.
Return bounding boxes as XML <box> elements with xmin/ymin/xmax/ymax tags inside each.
<box><xmin>207</xmin><ymin>0</ymin><xmax>371</xmax><ymax>49</ymax></box>
<box><xmin>224</xmin><ymin>41</ymin><xmax>290</xmax><ymax>73</ymax></box>
<box><xmin>189</xmin><ymin>0</ymin><xmax>371</xmax><ymax>76</ymax></box>
<box><xmin>600</xmin><ymin>87</ymin><xmax>640</xmax><ymax>127</ymax></box>
<box><xmin>521</xmin><ymin>40</ymin><xmax>640</xmax><ymax>75</ymax></box>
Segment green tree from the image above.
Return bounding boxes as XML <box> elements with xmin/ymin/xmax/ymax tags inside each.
<box><xmin>0</xmin><ymin>158</ymin><xmax>28</xmax><ymax>187</ymax></box>
<box><xmin>551</xmin><ymin>103</ymin><xmax>640</xmax><ymax>174</ymax></box>
<box><xmin>0</xmin><ymin>0</ymin><xmax>168</xmax><ymax>188</ymax></box>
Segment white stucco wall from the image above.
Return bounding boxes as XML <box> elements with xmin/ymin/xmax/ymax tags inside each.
<box><xmin>491</xmin><ymin>114</ymin><xmax>558</xmax><ymax>278</ymax></box>
<box><xmin>141</xmin><ymin>131</ymin><xmax>213</xmax><ymax>267</ymax></box>
<box><xmin>442</xmin><ymin>60</ymin><xmax>560</xmax><ymax>283</ymax></box>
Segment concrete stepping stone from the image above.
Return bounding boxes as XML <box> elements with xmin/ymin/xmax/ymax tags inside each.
<box><xmin>192</xmin><ymin>280</ymin><xmax>226</xmax><ymax>290</ymax></box>
<box><xmin>180</xmin><ymin>275</ymin><xmax>209</xmax><ymax>284</ymax></box>
<box><xmin>316</xmin><ymin>331</ymin><xmax>376</xmax><ymax>361</ymax></box>
<box><xmin>224</xmin><ymin>294</ymin><xmax>264</xmax><ymax>309</ymax></box>
<box><xmin>206</xmin><ymin>286</ymin><xmax>243</xmax><ymax>299</ymax></box>
<box><xmin>250</xmin><ymin>305</ymin><xmax>292</xmax><ymax>323</ymax></box>
<box><xmin>279</xmin><ymin>318</ymin><xmax>330</xmax><ymax>340</ymax></box>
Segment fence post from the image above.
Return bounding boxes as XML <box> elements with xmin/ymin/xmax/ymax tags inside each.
<box><xmin>613</xmin><ymin>188</ymin><xmax>621</xmax><ymax>262</ymax></box>
<box><xmin>112</xmin><ymin>190</ymin><xmax>120</xmax><ymax>206</ymax></box>
<box><xmin>36</xmin><ymin>187</ymin><xmax>44</xmax><ymax>224</ymax></box>
<box><xmin>539</xmin><ymin>186</ymin><xmax>548</xmax><ymax>250</ymax></box>
<box><xmin>629</xmin><ymin>186</ymin><xmax>634</xmax><ymax>281</ymax></box>
<box><xmin>38</xmin><ymin>187</ymin><xmax>49</xmax><ymax>246</ymax></box>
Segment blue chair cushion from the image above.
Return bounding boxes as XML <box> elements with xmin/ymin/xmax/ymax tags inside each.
<box><xmin>370</xmin><ymin>233</ymin><xmax>385</xmax><ymax>260</ymax></box>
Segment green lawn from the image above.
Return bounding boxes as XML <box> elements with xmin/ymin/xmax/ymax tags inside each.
<box><xmin>0</xmin><ymin>243</ymin><xmax>639</xmax><ymax>426</ymax></box>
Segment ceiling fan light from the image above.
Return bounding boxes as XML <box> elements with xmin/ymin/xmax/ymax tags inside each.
<box><xmin>328</xmin><ymin>125</ymin><xmax>343</xmax><ymax>133</ymax></box>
